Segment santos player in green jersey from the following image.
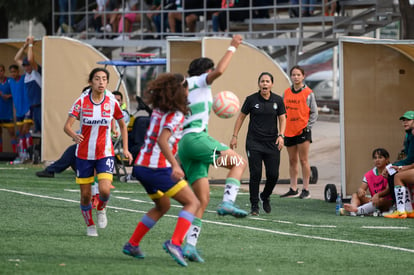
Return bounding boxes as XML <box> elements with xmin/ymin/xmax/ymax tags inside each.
<box><xmin>178</xmin><ymin>34</ymin><xmax>248</xmax><ymax>263</ymax></box>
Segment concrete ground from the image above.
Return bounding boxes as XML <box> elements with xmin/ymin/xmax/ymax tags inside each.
<box><xmin>244</xmin><ymin>114</ymin><xmax>341</xmax><ymax>201</ymax></box>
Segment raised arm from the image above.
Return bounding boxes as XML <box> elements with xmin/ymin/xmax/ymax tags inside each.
<box><xmin>14</xmin><ymin>38</ymin><xmax>29</xmax><ymax>67</ymax></box>
<box><xmin>206</xmin><ymin>34</ymin><xmax>243</xmax><ymax>85</ymax></box>
<box><xmin>27</xmin><ymin>36</ymin><xmax>38</xmax><ymax>72</ymax></box>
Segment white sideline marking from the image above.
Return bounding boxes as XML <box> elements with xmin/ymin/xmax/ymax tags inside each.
<box><xmin>297</xmin><ymin>223</ymin><xmax>336</xmax><ymax>228</ymax></box>
<box><xmin>64</xmin><ymin>189</ymin><xmax>79</xmax><ymax>193</ymax></box>
<box><xmin>1</xmin><ymin>188</ymin><xmax>414</xmax><ymax>254</ymax></box>
<box><xmin>362</xmin><ymin>226</ymin><xmax>409</xmax><ymax>230</ymax></box>
<box><xmin>0</xmin><ymin>167</ymin><xmax>27</xmax><ymax>170</ymax></box>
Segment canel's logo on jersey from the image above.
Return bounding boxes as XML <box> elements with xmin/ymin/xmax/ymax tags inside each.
<box><xmin>82</xmin><ymin>118</ymin><xmax>109</xmax><ymax>125</ymax></box>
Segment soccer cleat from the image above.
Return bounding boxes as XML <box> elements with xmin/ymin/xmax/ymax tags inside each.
<box><xmin>217</xmin><ymin>201</ymin><xmax>248</xmax><ymax>218</ymax></box>
<box><xmin>384</xmin><ymin>210</ymin><xmax>407</xmax><ymax>219</ymax></box>
<box><xmin>299</xmin><ymin>189</ymin><xmax>311</xmax><ymax>199</ymax></box>
<box><xmin>86</xmin><ymin>225</ymin><xmax>98</xmax><ymax>237</ymax></box>
<box><xmin>96</xmin><ymin>208</ymin><xmax>108</xmax><ymax>228</ymax></box>
<box><xmin>36</xmin><ymin>169</ymin><xmax>55</xmax><ymax>178</ymax></box>
<box><xmin>260</xmin><ymin>192</ymin><xmax>271</xmax><ymax>213</ymax></box>
<box><xmin>280</xmin><ymin>188</ymin><xmax>299</xmax><ymax>198</ymax></box>
<box><xmin>406</xmin><ymin>211</ymin><xmax>414</xmax><ymax>218</ymax></box>
<box><xmin>250</xmin><ymin>204</ymin><xmax>259</xmax><ymax>216</ymax></box>
<box><xmin>122</xmin><ymin>242</ymin><xmax>145</xmax><ymax>259</ymax></box>
<box><xmin>162</xmin><ymin>240</ymin><xmax>187</xmax><ymax>267</ymax></box>
<box><xmin>183</xmin><ymin>243</ymin><xmax>205</xmax><ymax>263</ymax></box>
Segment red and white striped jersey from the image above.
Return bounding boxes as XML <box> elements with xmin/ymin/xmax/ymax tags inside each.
<box><xmin>69</xmin><ymin>91</ymin><xmax>123</xmax><ymax>160</ymax></box>
<box><xmin>135</xmin><ymin>109</ymin><xmax>184</xmax><ymax>168</ymax></box>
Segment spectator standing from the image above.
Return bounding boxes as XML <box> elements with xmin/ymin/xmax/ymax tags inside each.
<box><xmin>14</xmin><ymin>36</ymin><xmax>42</xmax><ymax>135</ymax></box>
<box><xmin>0</xmin><ymin>64</ymin><xmax>17</xmax><ymax>153</ymax></box>
<box><xmin>281</xmin><ymin>65</ymin><xmax>318</xmax><ymax>199</ymax></box>
<box><xmin>8</xmin><ymin>64</ymin><xmax>31</xmax><ymax>157</ymax></box>
<box><xmin>230</xmin><ymin>72</ymin><xmax>286</xmax><ymax>215</ymax></box>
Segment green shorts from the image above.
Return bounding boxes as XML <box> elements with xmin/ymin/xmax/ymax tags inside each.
<box><xmin>178</xmin><ymin>131</ymin><xmax>229</xmax><ymax>185</ymax></box>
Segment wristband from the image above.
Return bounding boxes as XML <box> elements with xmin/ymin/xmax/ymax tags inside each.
<box><xmin>28</xmin><ymin>44</ymin><xmax>33</xmax><ymax>47</ymax></box>
<box><xmin>232</xmin><ymin>135</ymin><xmax>238</xmax><ymax>138</ymax></box>
<box><xmin>227</xmin><ymin>46</ymin><xmax>236</xmax><ymax>53</ymax></box>
<box><xmin>278</xmin><ymin>134</ymin><xmax>285</xmax><ymax>138</ymax></box>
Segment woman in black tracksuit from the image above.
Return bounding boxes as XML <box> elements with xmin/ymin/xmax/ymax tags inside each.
<box><xmin>230</xmin><ymin>72</ymin><xmax>286</xmax><ymax>215</ymax></box>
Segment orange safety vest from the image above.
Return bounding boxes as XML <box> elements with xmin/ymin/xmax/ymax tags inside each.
<box><xmin>284</xmin><ymin>86</ymin><xmax>312</xmax><ymax>137</ymax></box>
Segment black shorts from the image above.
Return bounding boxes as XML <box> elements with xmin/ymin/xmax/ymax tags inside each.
<box><xmin>284</xmin><ymin>128</ymin><xmax>312</xmax><ymax>147</ymax></box>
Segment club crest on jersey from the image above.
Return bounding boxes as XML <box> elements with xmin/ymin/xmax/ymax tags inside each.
<box><xmin>104</xmin><ymin>103</ymin><xmax>110</xmax><ymax>111</ymax></box>
<box><xmin>273</xmin><ymin>103</ymin><xmax>278</xmax><ymax>110</ymax></box>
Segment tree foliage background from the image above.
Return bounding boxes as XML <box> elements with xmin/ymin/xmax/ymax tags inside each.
<box><xmin>0</xmin><ymin>0</ymin><xmax>53</xmax><ymax>38</ymax></box>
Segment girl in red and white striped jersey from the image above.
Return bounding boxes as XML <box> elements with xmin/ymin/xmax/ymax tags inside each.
<box><xmin>64</xmin><ymin>67</ymin><xmax>132</xmax><ymax>237</ymax></box>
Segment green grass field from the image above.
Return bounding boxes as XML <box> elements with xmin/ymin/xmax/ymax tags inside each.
<box><xmin>1</xmin><ymin>163</ymin><xmax>413</xmax><ymax>275</ymax></box>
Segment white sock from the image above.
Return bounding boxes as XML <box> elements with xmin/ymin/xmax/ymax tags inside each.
<box><xmin>395</xmin><ymin>186</ymin><xmax>406</xmax><ymax>212</ymax></box>
<box><xmin>222</xmin><ymin>178</ymin><xmax>240</xmax><ymax>203</ymax></box>
<box><xmin>186</xmin><ymin>224</ymin><xmax>201</xmax><ymax>246</ymax></box>
<box><xmin>405</xmin><ymin>187</ymin><xmax>413</xmax><ymax>212</ymax></box>
<box><xmin>356</xmin><ymin>201</ymin><xmax>376</xmax><ymax>215</ymax></box>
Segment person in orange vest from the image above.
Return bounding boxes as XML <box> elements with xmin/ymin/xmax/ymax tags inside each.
<box><xmin>281</xmin><ymin>65</ymin><xmax>318</xmax><ymax>199</ymax></box>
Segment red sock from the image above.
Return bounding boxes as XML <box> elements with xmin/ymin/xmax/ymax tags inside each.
<box><xmin>171</xmin><ymin>217</ymin><xmax>192</xmax><ymax>246</ymax></box>
<box><xmin>129</xmin><ymin>222</ymin><xmax>150</xmax><ymax>246</ymax></box>
<box><xmin>26</xmin><ymin>135</ymin><xmax>33</xmax><ymax>148</ymax></box>
<box><xmin>12</xmin><ymin>141</ymin><xmax>17</xmax><ymax>153</ymax></box>
<box><xmin>20</xmin><ymin>138</ymin><xmax>27</xmax><ymax>150</ymax></box>
<box><xmin>97</xmin><ymin>195</ymin><xmax>109</xmax><ymax>211</ymax></box>
<box><xmin>81</xmin><ymin>204</ymin><xmax>94</xmax><ymax>226</ymax></box>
